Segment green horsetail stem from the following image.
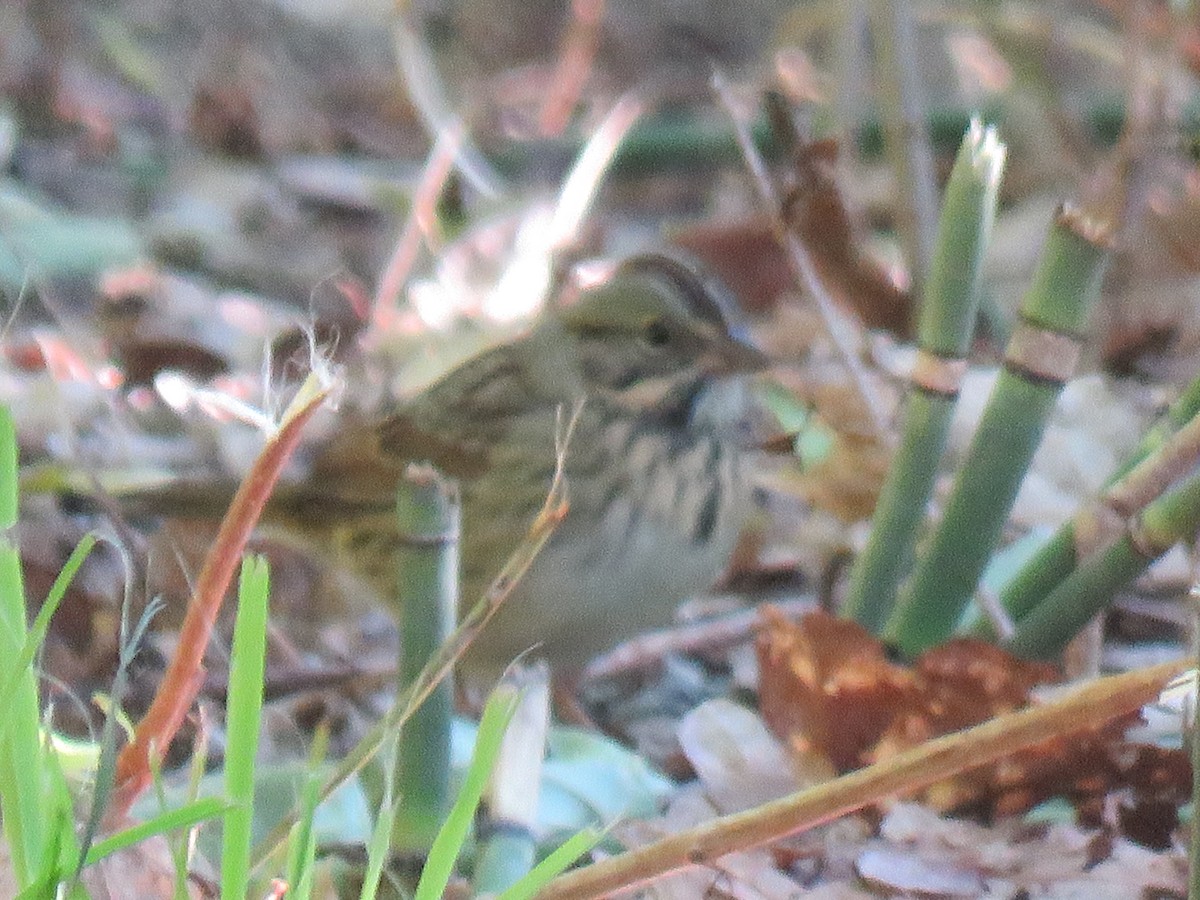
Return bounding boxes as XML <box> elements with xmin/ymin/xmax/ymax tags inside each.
<box><xmin>966</xmin><ymin>372</ymin><xmax>1200</xmax><ymax>638</ymax></box>
<box><xmin>844</xmin><ymin>120</ymin><xmax>1005</xmax><ymax>633</ymax></box>
<box><xmin>392</xmin><ymin>467</ymin><xmax>461</xmax><ymax>854</ymax></box>
<box><xmin>486</xmin><ymin>94</ymin><xmax>1194</xmax><ymax>181</ymax></box>
<box><xmin>885</xmin><ymin>206</ymin><xmax>1113</xmax><ymax>657</ymax></box>
<box><xmin>1007</xmin><ymin>468</ymin><xmax>1200</xmax><ymax>658</ymax></box>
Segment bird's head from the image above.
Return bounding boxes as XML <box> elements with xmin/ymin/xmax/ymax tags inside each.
<box><xmin>555</xmin><ymin>254</ymin><xmax>767</xmax><ymax>419</ymax></box>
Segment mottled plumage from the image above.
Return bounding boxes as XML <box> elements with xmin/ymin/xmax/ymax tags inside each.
<box><xmin>99</xmin><ymin>254</ymin><xmax>766</xmax><ymax>677</ymax></box>
<box><xmin>358</xmin><ymin>254</ymin><xmax>767</xmax><ymax>674</ymax></box>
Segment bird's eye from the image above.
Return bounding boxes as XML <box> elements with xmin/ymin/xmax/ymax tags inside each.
<box><xmin>643</xmin><ymin>318</ymin><xmax>671</xmax><ymax>347</ymax></box>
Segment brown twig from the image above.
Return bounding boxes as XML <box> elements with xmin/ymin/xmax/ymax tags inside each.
<box><xmin>372</xmin><ymin>123</ymin><xmax>464</xmax><ymax>327</ymax></box>
<box><xmin>107</xmin><ymin>375</ymin><xmax>333</xmax><ymax>822</ymax></box>
<box><xmin>713</xmin><ymin>71</ymin><xmax>891</xmax><ymax>441</ymax></box>
<box><xmin>536</xmin><ymin>659</ymin><xmax>1188</xmax><ymax>899</ymax></box>
<box><xmin>867</xmin><ymin>0</ymin><xmax>938</xmax><ymax>287</ymax></box>
<box><xmin>538</xmin><ymin>0</ymin><xmax>606</xmax><ymax>137</ymax></box>
<box><xmin>583</xmin><ymin>598</ymin><xmax>812</xmax><ymax>681</ymax></box>
<box><xmin>392</xmin><ymin>2</ymin><xmax>504</xmax><ymax>199</ymax></box>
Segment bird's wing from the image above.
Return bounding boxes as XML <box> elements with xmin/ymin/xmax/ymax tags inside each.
<box><xmin>373</xmin><ymin>344</ymin><xmax>530</xmax><ymax>478</ymax></box>
<box><xmin>312</xmin><ymin>339</ymin><xmax>564</xmax><ymax>487</ymax></box>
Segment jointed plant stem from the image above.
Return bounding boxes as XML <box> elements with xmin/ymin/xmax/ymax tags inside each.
<box><xmin>1007</xmin><ymin>468</ymin><xmax>1200</xmax><ymax>658</ymax></box>
<box><xmin>885</xmin><ymin>206</ymin><xmax>1112</xmax><ymax>657</ymax></box>
<box><xmin>391</xmin><ymin>466</ymin><xmax>460</xmax><ymax>854</ymax></box>
<box><xmin>535</xmin><ymin>661</ymin><xmax>1185</xmax><ymax>900</ymax></box>
<box><xmin>845</xmin><ymin>120</ymin><xmax>1004</xmax><ymax>632</ymax></box>
<box><xmin>966</xmin><ymin>373</ymin><xmax>1200</xmax><ymax>639</ymax></box>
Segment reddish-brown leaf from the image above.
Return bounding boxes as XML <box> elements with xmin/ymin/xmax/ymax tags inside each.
<box><xmin>755</xmin><ymin>608</ymin><xmax>1189</xmax><ymax>826</ymax></box>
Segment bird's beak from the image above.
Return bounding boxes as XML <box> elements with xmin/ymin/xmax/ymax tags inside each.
<box><xmin>704</xmin><ymin>328</ymin><xmax>770</xmax><ymax>375</ymax></box>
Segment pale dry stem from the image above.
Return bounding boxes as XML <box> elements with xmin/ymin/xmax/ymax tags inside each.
<box><xmin>536</xmin><ymin>660</ymin><xmax>1188</xmax><ymax>900</ymax></box>
<box><xmin>248</xmin><ymin>401</ymin><xmax>579</xmax><ymax>873</ymax></box>
<box><xmin>712</xmin><ymin>70</ymin><xmax>892</xmax><ymax>441</ymax></box>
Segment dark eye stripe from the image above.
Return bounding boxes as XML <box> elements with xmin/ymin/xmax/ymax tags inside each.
<box><xmin>615</xmin><ymin>254</ymin><xmax>740</xmax><ymax>335</ymax></box>
<box><xmin>644</xmin><ymin>318</ymin><xmax>671</xmax><ymax>346</ymax></box>
<box><xmin>692</xmin><ymin>481</ymin><xmax>720</xmax><ymax>545</ymax></box>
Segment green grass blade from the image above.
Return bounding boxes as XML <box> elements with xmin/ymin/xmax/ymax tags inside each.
<box><xmin>285</xmin><ymin>724</ymin><xmax>330</xmax><ymax>899</ymax></box>
<box><xmin>16</xmin><ymin>804</ymin><xmax>71</xmax><ymax>900</ymax></box>
<box><xmin>0</xmin><ymin>404</ymin><xmax>46</xmax><ymax>886</ymax></box>
<box><xmin>82</xmin><ymin>797</ymin><xmax>228</xmax><ymax>867</ymax></box>
<box><xmin>0</xmin><ymin>404</ymin><xmax>14</xmax><ymax>531</ymax></box>
<box><xmin>413</xmin><ymin>684</ymin><xmax>520</xmax><ymax>900</ymax></box>
<box><xmin>496</xmin><ymin>827</ymin><xmax>603</xmax><ymax>900</ymax></box>
<box><xmin>0</xmin><ymin>535</ymin><xmax>97</xmax><ymax>736</ymax></box>
<box><xmin>221</xmin><ymin>555</ymin><xmax>271</xmax><ymax>900</ymax></box>
<box><xmin>358</xmin><ymin>736</ymin><xmax>400</xmax><ymax>900</ymax></box>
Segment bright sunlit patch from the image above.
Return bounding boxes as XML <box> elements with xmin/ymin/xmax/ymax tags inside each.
<box><xmin>486</xmin><ymin>255</ymin><xmax>548</xmax><ymax>322</ymax></box>
<box><xmin>571</xmin><ymin>257</ymin><xmax>617</xmax><ymax>291</ymax></box>
<box><xmin>373</xmin><ymin>122</ymin><xmax>465</xmax><ymax>328</ymax></box>
<box><xmin>547</xmin><ymin>94</ymin><xmax>641</xmax><ymax>249</ymax></box>
<box><xmin>154</xmin><ymin>370</ymin><xmax>192</xmax><ymax>412</ymax></box>
<box><xmin>481</xmin><ymin>95</ymin><xmax>640</xmax><ymax>324</ymax></box>
<box><xmin>155</xmin><ymin>370</ymin><xmax>275</xmax><ymax>432</ymax></box>
<box><xmin>484</xmin><ymin>210</ymin><xmax>554</xmax><ymax>322</ymax></box>
<box><xmin>409</xmin><ymin>277</ymin><xmax>457</xmax><ymax>330</ymax></box>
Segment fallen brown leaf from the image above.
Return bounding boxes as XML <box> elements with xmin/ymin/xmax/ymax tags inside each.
<box><xmin>755</xmin><ymin>608</ymin><xmax>1190</xmax><ymax>822</ymax></box>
